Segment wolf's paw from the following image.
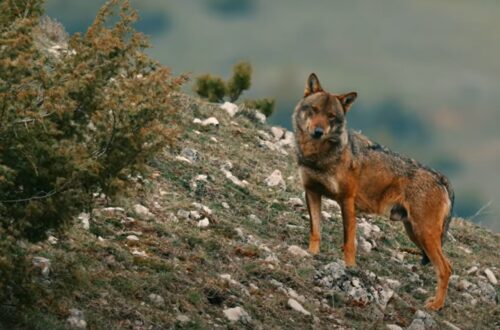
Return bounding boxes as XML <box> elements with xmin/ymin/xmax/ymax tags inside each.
<box><xmin>424</xmin><ymin>296</ymin><xmax>444</xmax><ymax>311</ymax></box>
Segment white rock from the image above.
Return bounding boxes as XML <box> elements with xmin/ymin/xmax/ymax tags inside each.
<box><xmin>192</xmin><ymin>202</ymin><xmax>212</xmax><ymax>215</ymax></box>
<box><xmin>197</xmin><ymin>218</ymin><xmax>210</xmax><ymax>228</ymax></box>
<box><xmin>288</xmin><ymin>198</ymin><xmax>303</xmax><ymax>207</ymax></box>
<box><xmin>457</xmin><ymin>279</ymin><xmax>473</xmax><ymax>291</ymax></box>
<box><xmin>220</xmin><ymin>274</ymin><xmax>232</xmax><ymax>281</ymax></box>
<box><xmin>255</xmin><ymin>111</ymin><xmax>266</xmax><ymax>123</ymax></box>
<box><xmin>175</xmin><ymin>155</ymin><xmax>192</xmax><ymax>164</ymax></box>
<box><xmin>148</xmin><ymin>293</ymin><xmax>165</xmax><ymax>306</ymax></box>
<box><xmin>126</xmin><ymin>235</ymin><xmax>139</xmax><ymax>242</ymax></box>
<box><xmin>67</xmin><ymin>308</ymin><xmax>87</xmax><ymax>329</ymax></box>
<box><xmin>277</xmin><ymin>131</ymin><xmax>295</xmax><ymax>148</ymax></box>
<box><xmin>176</xmin><ymin>314</ymin><xmax>190</xmax><ymax>323</ymax></box>
<box><xmin>177</xmin><ymin>209</ymin><xmax>190</xmax><ymax>219</ymax></box>
<box><xmin>131</xmin><ymin>248</ymin><xmax>148</xmax><ymax>258</ymax></box>
<box><xmin>223</xmin><ymin>306</ymin><xmax>251</xmax><ymax>323</ymax></box>
<box><xmin>288</xmin><ymin>288</ymin><xmax>306</xmax><ymax>303</ymax></box>
<box><xmin>483</xmin><ymin>268</ymin><xmax>498</xmax><ymax>285</ymax></box>
<box><xmin>221</xmin><ymin>168</ymin><xmax>248</xmax><ymax>187</ymax></box>
<box><xmin>386</xmin><ymin>325</ymin><xmax>403</xmax><ymax>330</ymax></box>
<box><xmin>321</xmin><ymin>211</ymin><xmax>332</xmax><ymax>220</ymax></box>
<box><xmin>265</xmin><ymin>254</ymin><xmax>279</xmax><ymax>264</ymax></box>
<box><xmin>264</xmin><ymin>170</ymin><xmax>286</xmax><ymax>188</ymax></box>
<box><xmin>322</xmin><ymin>198</ymin><xmax>340</xmax><ymax>211</ymax></box>
<box><xmin>466</xmin><ymin>266</ymin><xmax>478</xmax><ymax>275</ymax></box>
<box><xmin>189</xmin><ymin>210</ymin><xmax>202</xmax><ymax>220</ymax></box>
<box><xmin>220</xmin><ymin>101</ymin><xmax>239</xmax><ymax>117</ymax></box>
<box><xmin>357</xmin><ymin>221</ymin><xmax>373</xmax><ymax>238</ymax></box>
<box><xmin>358</xmin><ymin>236</ymin><xmax>373</xmax><ymax>253</ymax></box>
<box><xmin>210</xmin><ymin>137</ymin><xmax>218</xmax><ymax>142</ymax></box>
<box><xmin>101</xmin><ymin>207</ymin><xmax>126</xmax><ymax>216</ymax></box>
<box><xmin>287</xmin><ymin>245</ymin><xmax>310</xmax><ymax>258</ymax></box>
<box><xmin>78</xmin><ymin>212</ymin><xmax>90</xmax><ymax>230</ymax></box>
<box><xmin>132</xmin><ymin>204</ymin><xmax>153</xmax><ymax>220</ymax></box>
<box><xmin>47</xmin><ymin>235</ymin><xmax>58</xmax><ymax>245</ymax></box>
<box><xmin>407</xmin><ymin>318</ymin><xmax>425</xmax><ymax>330</ymax></box>
<box><xmin>32</xmin><ymin>257</ymin><xmax>51</xmax><ymax>277</ymax></box>
<box><xmin>222</xmin><ymin>202</ymin><xmax>230</xmax><ymax>209</ymax></box>
<box><xmin>385</xmin><ymin>278</ymin><xmax>401</xmax><ymax>290</ymax></box>
<box><xmin>257</xmin><ymin>130</ymin><xmax>272</xmax><ymax>141</ymax></box>
<box><xmin>442</xmin><ymin>320</ymin><xmax>462</xmax><ymax>330</ymax></box>
<box><xmin>271</xmin><ymin>126</ymin><xmax>285</xmax><ymax>141</ymax></box>
<box><xmin>194</xmin><ymin>117</ymin><xmax>219</xmax><ymax>126</ymax></box>
<box><xmin>287</xmin><ymin>298</ymin><xmax>311</xmax><ymax>316</ymax></box>
<box><xmin>457</xmin><ymin>245</ymin><xmax>472</xmax><ymax>254</ymax></box>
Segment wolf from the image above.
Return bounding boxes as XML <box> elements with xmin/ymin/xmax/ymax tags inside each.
<box><xmin>293</xmin><ymin>73</ymin><xmax>454</xmax><ymax>311</ymax></box>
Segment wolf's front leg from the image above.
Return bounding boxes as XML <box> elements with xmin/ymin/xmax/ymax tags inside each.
<box><xmin>305</xmin><ymin>190</ymin><xmax>322</xmax><ymax>254</ymax></box>
<box><xmin>341</xmin><ymin>197</ymin><xmax>357</xmax><ymax>266</ymax></box>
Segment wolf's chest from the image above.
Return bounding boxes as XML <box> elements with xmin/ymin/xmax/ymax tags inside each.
<box><xmin>299</xmin><ymin>167</ymin><xmax>340</xmax><ymax>197</ymax></box>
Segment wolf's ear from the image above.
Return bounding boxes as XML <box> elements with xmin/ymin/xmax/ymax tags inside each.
<box><xmin>304</xmin><ymin>73</ymin><xmax>323</xmax><ymax>97</ymax></box>
<box><xmin>338</xmin><ymin>92</ymin><xmax>357</xmax><ymax>113</ymax></box>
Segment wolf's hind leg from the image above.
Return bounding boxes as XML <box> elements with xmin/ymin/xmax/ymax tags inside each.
<box><xmin>392</xmin><ymin>204</ymin><xmax>429</xmax><ymax>265</ymax></box>
<box><xmin>402</xmin><ymin>220</ymin><xmax>430</xmax><ymax>265</ymax></box>
<box><xmin>412</xmin><ymin>221</ymin><xmax>452</xmax><ymax>311</ymax></box>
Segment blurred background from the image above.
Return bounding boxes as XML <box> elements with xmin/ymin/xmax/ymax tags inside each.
<box><xmin>45</xmin><ymin>0</ymin><xmax>500</xmax><ymax>231</ymax></box>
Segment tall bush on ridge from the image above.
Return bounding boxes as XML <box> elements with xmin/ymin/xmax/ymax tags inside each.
<box><xmin>0</xmin><ymin>0</ymin><xmax>185</xmax><ymax>243</ymax></box>
<box><xmin>194</xmin><ymin>61</ymin><xmax>275</xmax><ymax>116</ymax></box>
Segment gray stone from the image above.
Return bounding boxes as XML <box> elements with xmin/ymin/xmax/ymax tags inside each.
<box><xmin>223</xmin><ymin>306</ymin><xmax>251</xmax><ymax>323</ymax></box>
<box><xmin>78</xmin><ymin>212</ymin><xmax>90</xmax><ymax>230</ymax></box>
<box><xmin>442</xmin><ymin>320</ymin><xmax>462</xmax><ymax>330</ymax></box>
<box><xmin>287</xmin><ymin>298</ymin><xmax>311</xmax><ymax>316</ymax></box>
<box><xmin>264</xmin><ymin>170</ymin><xmax>286</xmax><ymax>188</ymax></box>
<box><xmin>271</xmin><ymin>126</ymin><xmax>285</xmax><ymax>140</ymax></box>
<box><xmin>176</xmin><ymin>314</ymin><xmax>191</xmax><ymax>323</ymax></box>
<box><xmin>477</xmin><ymin>280</ymin><xmax>497</xmax><ymax>302</ymax></box>
<box><xmin>32</xmin><ymin>257</ymin><xmax>51</xmax><ymax>277</ymax></box>
<box><xmin>483</xmin><ymin>268</ymin><xmax>498</xmax><ymax>285</ymax></box>
<box><xmin>148</xmin><ymin>293</ymin><xmax>165</xmax><ymax>306</ymax></box>
<box><xmin>406</xmin><ymin>318</ymin><xmax>425</xmax><ymax>330</ymax></box>
<box><xmin>67</xmin><ymin>308</ymin><xmax>87</xmax><ymax>329</ymax></box>
<box><xmin>220</xmin><ymin>101</ymin><xmax>238</xmax><ymax>117</ymax></box>
<box><xmin>180</xmin><ymin>147</ymin><xmax>200</xmax><ymax>162</ymax></box>
<box><xmin>132</xmin><ymin>204</ymin><xmax>153</xmax><ymax>220</ymax></box>
<box><xmin>197</xmin><ymin>218</ymin><xmax>210</xmax><ymax>228</ymax></box>
<box><xmin>287</xmin><ymin>245</ymin><xmax>310</xmax><ymax>258</ymax></box>
<box><xmin>177</xmin><ymin>209</ymin><xmax>190</xmax><ymax>219</ymax></box>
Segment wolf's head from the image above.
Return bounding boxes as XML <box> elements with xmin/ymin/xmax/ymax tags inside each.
<box><xmin>293</xmin><ymin>73</ymin><xmax>357</xmax><ymax>150</ymax></box>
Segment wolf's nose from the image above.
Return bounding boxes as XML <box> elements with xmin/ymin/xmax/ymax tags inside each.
<box><xmin>312</xmin><ymin>127</ymin><xmax>324</xmax><ymax>139</ymax></box>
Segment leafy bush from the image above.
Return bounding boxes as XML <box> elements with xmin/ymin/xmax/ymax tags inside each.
<box><xmin>0</xmin><ymin>0</ymin><xmax>185</xmax><ymax>242</ymax></box>
<box><xmin>194</xmin><ymin>61</ymin><xmax>274</xmax><ymax>116</ymax></box>
<box><xmin>244</xmin><ymin>98</ymin><xmax>275</xmax><ymax>117</ymax></box>
<box><xmin>227</xmin><ymin>61</ymin><xmax>252</xmax><ymax>102</ymax></box>
<box><xmin>194</xmin><ymin>74</ymin><xmax>226</xmax><ymax>102</ymax></box>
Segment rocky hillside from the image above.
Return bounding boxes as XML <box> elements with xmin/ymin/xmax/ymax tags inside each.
<box><xmin>4</xmin><ymin>94</ymin><xmax>498</xmax><ymax>329</ymax></box>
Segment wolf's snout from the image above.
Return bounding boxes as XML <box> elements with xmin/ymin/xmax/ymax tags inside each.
<box><xmin>311</xmin><ymin>127</ymin><xmax>324</xmax><ymax>139</ymax></box>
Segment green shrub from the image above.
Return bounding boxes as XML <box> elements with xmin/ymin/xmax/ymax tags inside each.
<box><xmin>244</xmin><ymin>98</ymin><xmax>276</xmax><ymax>117</ymax></box>
<box><xmin>194</xmin><ymin>74</ymin><xmax>226</xmax><ymax>102</ymax></box>
<box><xmin>194</xmin><ymin>61</ymin><xmax>275</xmax><ymax>116</ymax></box>
<box><xmin>226</xmin><ymin>61</ymin><xmax>252</xmax><ymax>102</ymax></box>
<box><xmin>0</xmin><ymin>0</ymin><xmax>185</xmax><ymax>242</ymax></box>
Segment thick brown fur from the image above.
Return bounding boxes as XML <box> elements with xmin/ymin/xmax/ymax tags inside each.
<box><xmin>293</xmin><ymin>73</ymin><xmax>454</xmax><ymax>311</ymax></box>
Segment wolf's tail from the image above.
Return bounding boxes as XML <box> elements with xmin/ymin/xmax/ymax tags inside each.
<box><xmin>440</xmin><ymin>175</ymin><xmax>455</xmax><ymax>244</ymax></box>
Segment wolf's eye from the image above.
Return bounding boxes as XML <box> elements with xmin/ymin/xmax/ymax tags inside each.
<box><xmin>327</xmin><ymin>114</ymin><xmax>336</xmax><ymax>120</ymax></box>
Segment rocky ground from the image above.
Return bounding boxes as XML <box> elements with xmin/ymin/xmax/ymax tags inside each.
<box><xmin>5</xmin><ymin>94</ymin><xmax>499</xmax><ymax>329</ymax></box>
